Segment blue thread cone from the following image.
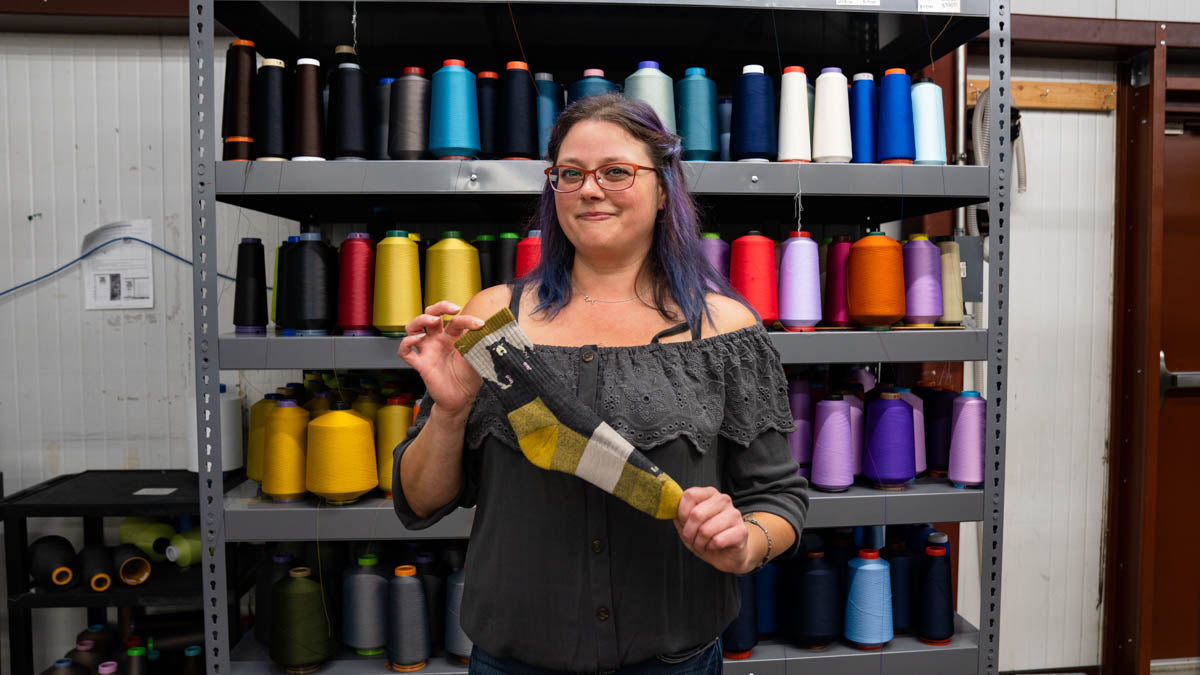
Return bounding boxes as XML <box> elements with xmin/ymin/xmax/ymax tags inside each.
<box><xmin>567</xmin><ymin>69</ymin><xmax>619</xmax><ymax>106</ymax></box>
<box><xmin>877</xmin><ymin>68</ymin><xmax>916</xmax><ymax>164</ymax></box>
<box><xmin>429</xmin><ymin>59</ymin><xmax>480</xmax><ymax>159</ymax></box>
<box><xmin>534</xmin><ymin>73</ymin><xmax>560</xmax><ymax>160</ymax></box>
<box><xmin>722</xmin><ymin>572</ymin><xmax>758</xmax><ymax>657</ymax></box>
<box><xmin>845</xmin><ymin>549</ymin><xmax>893</xmax><ymax>649</ymax></box>
<box><xmin>731</xmin><ymin>65</ymin><xmax>777</xmax><ymax>161</ymax></box>
<box><xmin>886</xmin><ymin>542</ymin><xmax>915</xmax><ymax>634</ymax></box>
<box><xmin>864</xmin><ymin>393</ymin><xmax>917</xmax><ymax>487</ymax></box>
<box><xmin>912</xmin><ymin>78</ymin><xmax>948</xmax><ymax>165</ymax></box>
<box><xmin>850</xmin><ymin>73</ymin><xmax>877</xmax><ymax>163</ymax></box>
<box><xmin>676</xmin><ymin>67</ymin><xmax>718</xmax><ymax>160</ymax></box>
<box><xmin>755</xmin><ymin>562</ymin><xmax>781</xmax><ymax>636</ymax></box>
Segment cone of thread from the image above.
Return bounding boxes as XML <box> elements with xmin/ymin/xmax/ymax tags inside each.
<box><xmin>270</xmin><ymin>568</ymin><xmax>333</xmax><ymax>672</ymax></box>
<box><xmin>824</xmin><ymin>236</ymin><xmax>851</xmax><ymax>326</ymax></box>
<box><xmin>254</xmin><ymin>59</ymin><xmax>288</xmax><ymax>160</ymax></box>
<box><xmin>847</xmin><ymin>233</ymin><xmax>905</xmax><ymax>328</ymax></box>
<box><xmin>811</xmin><ymin>396</ymin><xmax>853</xmax><ymax>492</ymax></box>
<box><xmin>429</xmin><ymin>59</ymin><xmax>480</xmax><ymax>159</ymax></box>
<box><xmin>568</xmin><ymin>69</ymin><xmax>619</xmax><ymax>106</ymax></box>
<box><xmin>286</xmin><ymin>233</ymin><xmax>338</xmax><ymax>335</ymax></box>
<box><xmin>389</xmin><ymin>68</ymin><xmax>431</xmax><ymax>160</ymax></box>
<box><xmin>844</xmin><ymin>549</ymin><xmax>893</xmax><ymax>649</ymax></box>
<box><xmin>291</xmin><ymin>59</ymin><xmax>325</xmax><ymax>161</ymax></box>
<box><xmin>937</xmin><ymin>239</ymin><xmax>964</xmax><ymax>324</ymax></box>
<box><xmin>912</xmin><ymin>78</ymin><xmax>948</xmax><ymax>165</ymax></box>
<box><xmin>535</xmin><ymin>73</ymin><xmax>560</xmax><ymax>159</ymax></box>
<box><xmin>30</xmin><ymin>535</ymin><xmax>78</xmax><ymax>588</ymax></box>
<box><xmin>864</xmin><ymin>393</ymin><xmax>916</xmax><ymax>488</ymax></box>
<box><xmin>778</xmin><ymin>67</ymin><xmax>812</xmax><ymax>162</ymax></box>
<box><xmin>895</xmin><ymin>387</ymin><xmax>927</xmax><ymax>475</ymax></box>
<box><xmin>731</xmin><ymin>65</ymin><xmax>777</xmax><ymax>161</ymax></box>
<box><xmin>388</xmin><ymin>566</ymin><xmax>429</xmax><ymax>671</ymax></box>
<box><xmin>377</xmin><ymin>397</ymin><xmax>413</xmax><ymax>496</ymax></box>
<box><xmin>329</xmin><ymin>62</ymin><xmax>368</xmax><ymax>159</ymax></box>
<box><xmin>849</xmin><ymin>74</ymin><xmax>877</xmax><ymax>163</ymax></box>
<box><xmin>676</xmin><ymin>67</ymin><xmax>718</xmax><ymax>161</ymax></box>
<box><xmin>515</xmin><ymin>230</ymin><xmax>541</xmax><ymax>279</ymax></box>
<box><xmin>779</xmin><ymin>232</ymin><xmax>822</xmax><ymax>331</ymax></box>
<box><xmin>79</xmin><ymin>545</ymin><xmax>113</xmax><ymax>592</ymax></box>
<box><xmin>902</xmin><ymin>235</ymin><xmax>943</xmax><ymax>326</ymax></box>
<box><xmin>877</xmin><ymin>68</ymin><xmax>916</xmax><ymax>164</ymax></box>
<box><xmin>788</xmin><ymin>379</ymin><xmax>813</xmax><ymax>476</ymax></box>
<box><xmin>262</xmin><ymin>400</ymin><xmax>310</xmax><ymax>502</ymax></box>
<box><xmin>306</xmin><ymin>408</ymin><xmax>377</xmax><ymax>504</ymax></box>
<box><xmin>117</xmin><ymin>517</ymin><xmax>174</xmax><ymax>562</ymax></box>
<box><xmin>844</xmin><ymin>392</ymin><xmax>865</xmax><ymax>476</ymax></box>
<box><xmin>497</xmin><ymin>62</ymin><xmax>539</xmax><ymax>159</ymax></box>
<box><xmin>948</xmin><ymin>391</ymin><xmax>986</xmax><ymax>487</ymax></box>
<box><xmin>424</xmin><ymin>232</ymin><xmax>481</xmax><ymax>311</ymax></box>
<box><xmin>730</xmin><ymin>232</ymin><xmax>778</xmax><ymax>325</ymax></box>
<box><xmin>344</xmin><ymin>555</ymin><xmax>388</xmax><ymax>655</ymax></box>
<box><xmin>624</xmin><ymin>61</ymin><xmax>676</xmax><ymax>133</ymax></box>
<box><xmin>812</xmin><ymin>68</ymin><xmax>852</xmax><ymax>163</ymax></box>
<box><xmin>234</xmin><ymin>238</ymin><xmax>268</xmax><ymax>333</ymax></box>
<box><xmin>164</xmin><ymin>529</ymin><xmax>203</xmax><ymax>567</ymax></box>
<box><xmin>338</xmin><ymin>233</ymin><xmax>375</xmax><ymax>334</ymax></box>
<box><xmin>374</xmin><ymin>231</ymin><xmax>422</xmax><ymax>336</ymax></box>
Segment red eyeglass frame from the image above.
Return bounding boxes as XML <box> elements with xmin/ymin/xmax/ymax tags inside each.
<box><xmin>543</xmin><ymin>163</ymin><xmax>657</xmax><ymax>192</ymax></box>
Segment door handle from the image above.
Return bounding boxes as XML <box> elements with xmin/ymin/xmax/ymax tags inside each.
<box><xmin>1159</xmin><ymin>350</ymin><xmax>1200</xmax><ymax>402</ymax></box>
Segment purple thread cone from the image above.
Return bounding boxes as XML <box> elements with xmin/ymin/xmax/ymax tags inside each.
<box><xmin>902</xmin><ymin>237</ymin><xmax>943</xmax><ymax>325</ymax></box>
<box><xmin>849</xmin><ymin>367</ymin><xmax>876</xmax><ymax>394</ymax></box>
<box><xmin>789</xmin><ymin>379</ymin><xmax>813</xmax><ymax>475</ymax></box>
<box><xmin>845</xmin><ymin>394</ymin><xmax>864</xmax><ymax>476</ymax></box>
<box><xmin>864</xmin><ymin>395</ymin><xmax>917</xmax><ymax>487</ymax></box>
<box><xmin>896</xmin><ymin>388</ymin><xmax>927</xmax><ymax>475</ymax></box>
<box><xmin>812</xmin><ymin>397</ymin><xmax>853</xmax><ymax>491</ymax></box>
<box><xmin>948</xmin><ymin>391</ymin><xmax>986</xmax><ymax>487</ymax></box>
<box><xmin>824</xmin><ymin>237</ymin><xmax>851</xmax><ymax>326</ymax></box>
<box><xmin>701</xmin><ymin>233</ymin><xmax>730</xmax><ymax>280</ymax></box>
<box><xmin>779</xmin><ymin>234</ymin><xmax>822</xmax><ymax>331</ymax></box>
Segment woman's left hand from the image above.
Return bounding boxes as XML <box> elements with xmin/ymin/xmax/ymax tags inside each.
<box><xmin>673</xmin><ymin>486</ymin><xmax>756</xmax><ymax>574</ymax></box>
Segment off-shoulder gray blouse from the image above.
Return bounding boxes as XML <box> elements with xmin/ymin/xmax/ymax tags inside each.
<box><xmin>392</xmin><ymin>302</ymin><xmax>808</xmax><ymax>672</ymax></box>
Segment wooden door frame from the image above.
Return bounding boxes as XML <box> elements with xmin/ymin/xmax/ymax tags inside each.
<box><xmin>981</xmin><ymin>14</ymin><xmax>1191</xmax><ymax>674</ymax></box>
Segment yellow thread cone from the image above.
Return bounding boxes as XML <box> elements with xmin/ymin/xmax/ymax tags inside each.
<box><xmin>118</xmin><ymin>517</ymin><xmax>175</xmax><ymax>562</ymax></box>
<box><xmin>246</xmin><ymin>395</ymin><xmax>278</xmax><ymax>482</ymax></box>
<box><xmin>306</xmin><ymin>408</ymin><xmax>378</xmax><ymax>504</ymax></box>
<box><xmin>262</xmin><ymin>401</ymin><xmax>310</xmax><ymax>502</ymax></box>
<box><xmin>352</xmin><ymin>393</ymin><xmax>382</xmax><ymax>423</ymax></box>
<box><xmin>376</xmin><ymin>398</ymin><xmax>414</xmax><ymax>496</ymax></box>
<box><xmin>304</xmin><ymin>392</ymin><xmax>333</xmax><ymax>419</ymax></box>
<box><xmin>374</xmin><ymin>230</ymin><xmax>422</xmax><ymax>336</ymax></box>
<box><xmin>424</xmin><ymin>232</ymin><xmax>481</xmax><ymax>316</ymax></box>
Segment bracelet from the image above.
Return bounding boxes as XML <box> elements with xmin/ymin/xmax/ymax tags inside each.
<box><xmin>742</xmin><ymin>514</ymin><xmax>772</xmax><ymax>573</ymax></box>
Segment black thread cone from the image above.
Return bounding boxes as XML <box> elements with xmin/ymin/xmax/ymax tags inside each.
<box><xmin>497</xmin><ymin>67</ymin><xmax>539</xmax><ymax>159</ymax></box>
<box><xmin>233</xmin><ymin>238</ymin><xmax>268</xmax><ymax>331</ymax></box>
<box><xmin>285</xmin><ymin>236</ymin><xmax>338</xmax><ymax>333</ymax></box>
<box><xmin>253</xmin><ymin>60</ymin><xmax>288</xmax><ymax>160</ymax></box>
<box><xmin>80</xmin><ymin>545</ymin><xmax>114</xmax><ymax>592</ymax></box>
<box><xmin>29</xmin><ymin>535</ymin><xmax>79</xmax><ymax>589</ymax></box>
<box><xmin>329</xmin><ymin>64</ymin><xmax>367</xmax><ymax>159</ymax></box>
<box><xmin>477</xmin><ymin>74</ymin><xmax>499</xmax><ymax>159</ymax></box>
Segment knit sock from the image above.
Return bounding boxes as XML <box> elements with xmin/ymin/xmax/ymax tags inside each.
<box><xmin>455</xmin><ymin>308</ymin><xmax>683</xmax><ymax>520</ymax></box>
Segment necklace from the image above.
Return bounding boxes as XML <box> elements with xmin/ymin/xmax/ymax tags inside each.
<box><xmin>575</xmin><ymin>285</ymin><xmax>639</xmax><ymax>305</ymax></box>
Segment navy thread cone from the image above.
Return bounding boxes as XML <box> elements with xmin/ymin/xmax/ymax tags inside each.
<box><xmin>731</xmin><ymin>65</ymin><xmax>777</xmax><ymax>161</ymax></box>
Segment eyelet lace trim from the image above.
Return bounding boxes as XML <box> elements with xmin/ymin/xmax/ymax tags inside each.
<box><xmin>464</xmin><ymin>326</ymin><xmax>794</xmax><ymax>454</ymax></box>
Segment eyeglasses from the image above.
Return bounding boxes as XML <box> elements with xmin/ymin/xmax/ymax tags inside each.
<box><xmin>544</xmin><ymin>163</ymin><xmax>656</xmax><ymax>193</ymax></box>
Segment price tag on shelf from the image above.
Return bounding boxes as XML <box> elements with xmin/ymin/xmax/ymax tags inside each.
<box><xmin>918</xmin><ymin>0</ymin><xmax>961</xmax><ymax>12</ymax></box>
<box><xmin>836</xmin><ymin>0</ymin><xmax>881</xmax><ymax>6</ymax></box>
<box><xmin>133</xmin><ymin>487</ymin><xmax>178</xmax><ymax>496</ymax></box>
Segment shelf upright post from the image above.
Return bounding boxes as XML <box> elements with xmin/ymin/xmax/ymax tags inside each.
<box><xmin>189</xmin><ymin>0</ymin><xmax>232</xmax><ymax>672</ymax></box>
<box><xmin>981</xmin><ymin>0</ymin><xmax>1012</xmax><ymax>673</ymax></box>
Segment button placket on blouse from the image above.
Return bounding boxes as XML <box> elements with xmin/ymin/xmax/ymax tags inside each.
<box><xmin>579</xmin><ymin>345</ymin><xmax>619</xmax><ymax>666</ymax></box>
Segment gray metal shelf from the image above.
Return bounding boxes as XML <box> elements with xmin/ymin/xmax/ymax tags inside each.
<box><xmin>229</xmin><ymin>616</ymin><xmax>979</xmax><ymax>674</ymax></box>
<box><xmin>214</xmin><ymin>161</ymin><xmax>990</xmax><ymax>224</ymax></box>
<box><xmin>218</xmin><ymin>329</ymin><xmax>988</xmax><ymax>370</ymax></box>
<box><xmin>192</xmin><ymin>0</ymin><xmax>1010</xmax><ymax>671</ymax></box>
<box><xmin>254</xmin><ymin>0</ymin><xmax>987</xmax><ymax>13</ymax></box>
<box><xmin>223</xmin><ymin>477</ymin><xmax>980</xmax><ymax>542</ymax></box>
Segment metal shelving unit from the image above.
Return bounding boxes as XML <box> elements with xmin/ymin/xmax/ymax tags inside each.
<box><xmin>217</xmin><ymin>329</ymin><xmax>989</xmax><ymax>369</ymax></box>
<box><xmin>188</xmin><ymin>0</ymin><xmax>1010</xmax><ymax>672</ymax></box>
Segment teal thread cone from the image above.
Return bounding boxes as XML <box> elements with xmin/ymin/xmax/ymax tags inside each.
<box><xmin>567</xmin><ymin>69</ymin><xmax>620</xmax><ymax>106</ymax></box>
<box><xmin>429</xmin><ymin>59</ymin><xmax>480</xmax><ymax>159</ymax></box>
<box><xmin>676</xmin><ymin>67</ymin><xmax>718</xmax><ymax>160</ymax></box>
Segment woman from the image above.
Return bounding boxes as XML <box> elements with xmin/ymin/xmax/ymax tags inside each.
<box><xmin>394</xmin><ymin>94</ymin><xmax>808</xmax><ymax>674</ymax></box>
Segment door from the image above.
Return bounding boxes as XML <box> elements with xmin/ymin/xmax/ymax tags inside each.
<box><xmin>1149</xmin><ymin>119</ymin><xmax>1200</xmax><ymax>663</ymax></box>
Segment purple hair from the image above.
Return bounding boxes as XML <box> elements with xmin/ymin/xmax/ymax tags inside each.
<box><xmin>520</xmin><ymin>94</ymin><xmax>746</xmax><ymax>329</ymax></box>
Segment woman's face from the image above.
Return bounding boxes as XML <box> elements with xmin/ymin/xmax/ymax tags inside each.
<box><xmin>553</xmin><ymin>120</ymin><xmax>665</xmax><ymax>262</ymax></box>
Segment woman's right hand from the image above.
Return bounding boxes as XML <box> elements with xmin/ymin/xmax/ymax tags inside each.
<box><xmin>397</xmin><ymin>301</ymin><xmax>485</xmax><ymax>419</ymax></box>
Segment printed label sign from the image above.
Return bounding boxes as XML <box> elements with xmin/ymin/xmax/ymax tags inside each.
<box><xmin>918</xmin><ymin>0</ymin><xmax>961</xmax><ymax>12</ymax></box>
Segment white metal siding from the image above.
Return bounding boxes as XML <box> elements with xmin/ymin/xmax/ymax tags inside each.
<box><xmin>0</xmin><ymin>33</ymin><xmax>295</xmax><ymax>669</ymax></box>
<box><xmin>1014</xmin><ymin>0</ymin><xmax>1200</xmax><ymax>21</ymax></box>
<box><xmin>962</xmin><ymin>56</ymin><xmax>1116</xmax><ymax>671</ymax></box>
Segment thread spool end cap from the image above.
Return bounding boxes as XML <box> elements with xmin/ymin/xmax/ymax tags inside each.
<box><xmin>442</xmin><ymin>59</ymin><xmax>466</xmax><ymax>68</ymax></box>
<box><xmin>505</xmin><ymin>61</ymin><xmax>528</xmax><ymax>70</ymax></box>
<box><xmin>637</xmin><ymin>60</ymin><xmax>660</xmax><ymax>70</ymax></box>
<box><xmin>403</xmin><ymin>66</ymin><xmax>425</xmax><ymax>76</ymax></box>
<box><xmin>741</xmin><ymin>64</ymin><xmax>765</xmax><ymax>75</ymax></box>
<box><xmin>784</xmin><ymin>66</ymin><xmax>805</xmax><ymax>74</ymax></box>
<box><xmin>478</xmin><ymin>71</ymin><xmax>498</xmax><ymax>79</ymax></box>
<box><xmin>583</xmin><ymin>68</ymin><xmax>605</xmax><ymax>77</ymax></box>
<box><xmin>685</xmin><ymin>67</ymin><xmax>707</xmax><ymax>76</ymax></box>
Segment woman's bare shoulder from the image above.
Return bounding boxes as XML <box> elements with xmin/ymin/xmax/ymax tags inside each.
<box><xmin>461</xmin><ymin>284</ymin><xmax>513</xmax><ymax>320</ymax></box>
<box><xmin>701</xmin><ymin>293</ymin><xmax>759</xmax><ymax>337</ymax></box>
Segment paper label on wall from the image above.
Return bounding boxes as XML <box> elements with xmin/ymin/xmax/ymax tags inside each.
<box><xmin>81</xmin><ymin>219</ymin><xmax>154</xmax><ymax>310</ymax></box>
<box><xmin>918</xmin><ymin>0</ymin><xmax>961</xmax><ymax>12</ymax></box>
<box><xmin>835</xmin><ymin>0</ymin><xmax>881</xmax><ymax>6</ymax></box>
<box><xmin>133</xmin><ymin>487</ymin><xmax>177</xmax><ymax>496</ymax></box>
<box><xmin>960</xmin><ymin>261</ymin><xmax>968</xmax><ymax>278</ymax></box>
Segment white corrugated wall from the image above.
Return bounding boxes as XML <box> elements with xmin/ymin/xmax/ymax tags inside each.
<box><xmin>1014</xmin><ymin>0</ymin><xmax>1200</xmax><ymax>21</ymax></box>
<box><xmin>957</xmin><ymin>55</ymin><xmax>1117</xmax><ymax>671</ymax></box>
<box><xmin>0</xmin><ymin>33</ymin><xmax>293</xmax><ymax>670</ymax></box>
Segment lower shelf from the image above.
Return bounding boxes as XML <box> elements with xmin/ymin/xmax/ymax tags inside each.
<box><xmin>10</xmin><ymin>562</ymin><xmax>207</xmax><ymax>609</ymax></box>
<box><xmin>230</xmin><ymin>616</ymin><xmax>979</xmax><ymax>674</ymax></box>
<box><xmin>223</xmin><ymin>477</ymin><xmax>982</xmax><ymax>543</ymax></box>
